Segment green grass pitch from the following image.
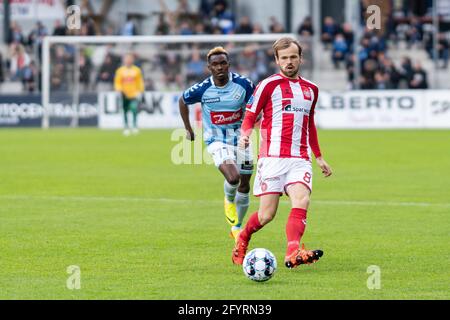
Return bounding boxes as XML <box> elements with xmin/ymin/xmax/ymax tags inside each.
<box><xmin>0</xmin><ymin>128</ymin><xmax>449</xmax><ymax>299</ymax></box>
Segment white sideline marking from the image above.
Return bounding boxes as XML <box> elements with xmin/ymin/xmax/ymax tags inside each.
<box><xmin>0</xmin><ymin>195</ymin><xmax>449</xmax><ymax>208</ymax></box>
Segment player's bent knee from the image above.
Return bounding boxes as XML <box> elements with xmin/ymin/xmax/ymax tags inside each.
<box><xmin>227</xmin><ymin>175</ymin><xmax>240</xmax><ymax>186</ymax></box>
<box><xmin>238</xmin><ymin>183</ymin><xmax>250</xmax><ymax>194</ymax></box>
<box><xmin>292</xmin><ymin>195</ymin><xmax>310</xmax><ymax>209</ymax></box>
<box><xmin>258</xmin><ymin>207</ymin><xmax>277</xmax><ymax>225</ymax></box>
<box><xmin>258</xmin><ymin>213</ymin><xmax>274</xmax><ymax>225</ymax></box>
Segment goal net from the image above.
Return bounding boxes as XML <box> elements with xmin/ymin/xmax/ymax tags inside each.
<box><xmin>41</xmin><ymin>34</ymin><xmax>314</xmax><ymax>128</ymax></box>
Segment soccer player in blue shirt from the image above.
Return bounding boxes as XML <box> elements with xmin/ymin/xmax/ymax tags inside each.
<box><xmin>179</xmin><ymin>47</ymin><xmax>255</xmax><ymax>239</ymax></box>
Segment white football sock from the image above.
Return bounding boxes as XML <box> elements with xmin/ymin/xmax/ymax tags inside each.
<box><xmin>235</xmin><ymin>191</ymin><xmax>250</xmax><ymax>227</ymax></box>
<box><xmin>224</xmin><ymin>180</ymin><xmax>238</xmax><ymax>202</ymax></box>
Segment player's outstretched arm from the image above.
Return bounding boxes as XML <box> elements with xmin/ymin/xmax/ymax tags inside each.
<box><xmin>178</xmin><ymin>97</ymin><xmax>195</xmax><ymax>141</ymax></box>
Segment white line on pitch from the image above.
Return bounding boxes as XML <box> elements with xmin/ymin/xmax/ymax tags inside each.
<box><xmin>0</xmin><ymin>195</ymin><xmax>449</xmax><ymax>208</ymax></box>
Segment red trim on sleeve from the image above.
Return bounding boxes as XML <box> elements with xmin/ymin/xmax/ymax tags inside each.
<box><xmin>308</xmin><ymin>85</ymin><xmax>322</xmax><ymax>158</ymax></box>
<box><xmin>241</xmin><ymin>77</ymin><xmax>280</xmax><ymax>137</ymax></box>
<box><xmin>241</xmin><ymin>112</ymin><xmax>257</xmax><ymax>136</ymax></box>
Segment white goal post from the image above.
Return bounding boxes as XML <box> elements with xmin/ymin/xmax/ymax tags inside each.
<box><xmin>41</xmin><ymin>33</ymin><xmax>303</xmax><ymax>128</ymax></box>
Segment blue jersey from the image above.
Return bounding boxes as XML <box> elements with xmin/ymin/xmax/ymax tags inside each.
<box><xmin>182</xmin><ymin>72</ymin><xmax>255</xmax><ymax>146</ymax></box>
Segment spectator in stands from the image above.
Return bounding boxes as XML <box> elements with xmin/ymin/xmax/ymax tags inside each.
<box><xmin>358</xmin><ymin>37</ymin><xmax>371</xmax><ymax>63</ymax></box>
<box><xmin>0</xmin><ymin>53</ymin><xmax>4</xmax><ymax>83</ymax></box>
<box><xmin>360</xmin><ymin>75</ymin><xmax>374</xmax><ymax>89</ymax></box>
<box><xmin>374</xmin><ymin>71</ymin><xmax>391</xmax><ymax>90</ymax></box>
<box><xmin>252</xmin><ymin>23</ymin><xmax>264</xmax><ymax>34</ymax></box>
<box><xmin>51</xmin><ymin>63</ymin><xmax>67</xmax><ymax>91</ymax></box>
<box><xmin>103</xmin><ymin>24</ymin><xmax>117</xmax><ymax>36</ymax></box>
<box><xmin>297</xmin><ymin>16</ymin><xmax>313</xmax><ymax>37</ymax></box>
<box><xmin>332</xmin><ymin>34</ymin><xmax>349</xmax><ymax>69</ymax></box>
<box><xmin>269</xmin><ymin>16</ymin><xmax>285</xmax><ymax>33</ymax></box>
<box><xmin>398</xmin><ymin>56</ymin><xmax>414</xmax><ymax>87</ymax></box>
<box><xmin>22</xmin><ymin>60</ymin><xmax>37</xmax><ymax>92</ymax></box>
<box><xmin>146</xmin><ymin>78</ymin><xmax>155</xmax><ymax>91</ymax></box>
<box><xmin>237</xmin><ymin>44</ymin><xmax>257</xmax><ymax>79</ymax></box>
<box><xmin>235</xmin><ymin>16</ymin><xmax>253</xmax><ymax>34</ymax></box>
<box><xmin>211</xmin><ymin>26</ymin><xmax>223</xmax><ymax>34</ymax></box>
<box><xmin>379</xmin><ymin>57</ymin><xmax>401</xmax><ymax>89</ymax></box>
<box><xmin>345</xmin><ymin>53</ymin><xmax>355</xmax><ymax>87</ymax></box>
<box><xmin>253</xmin><ymin>48</ymin><xmax>271</xmax><ymax>82</ymax></box>
<box><xmin>437</xmin><ymin>33</ymin><xmax>449</xmax><ymax>69</ymax></box>
<box><xmin>121</xmin><ymin>18</ymin><xmax>138</xmax><ymax>36</ymax></box>
<box><xmin>367</xmin><ymin>31</ymin><xmax>387</xmax><ymax>53</ymax></box>
<box><xmin>367</xmin><ymin>49</ymin><xmax>380</xmax><ymax>68</ymax></box>
<box><xmin>81</xmin><ymin>18</ymin><xmax>97</xmax><ymax>36</ymax></box>
<box><xmin>27</xmin><ymin>21</ymin><xmax>48</xmax><ymax>62</ymax></box>
<box><xmin>186</xmin><ymin>48</ymin><xmax>207</xmax><ymax>84</ymax></box>
<box><xmin>427</xmin><ymin>33</ymin><xmax>450</xmax><ymax>69</ymax></box>
<box><xmin>194</xmin><ymin>22</ymin><xmax>207</xmax><ymax>35</ymax></box>
<box><xmin>162</xmin><ymin>52</ymin><xmax>183</xmax><ymax>90</ymax></box>
<box><xmin>405</xmin><ymin>16</ymin><xmax>423</xmax><ymax>48</ymax></box>
<box><xmin>198</xmin><ymin>0</ymin><xmax>214</xmax><ymax>19</ymax></box>
<box><xmin>408</xmin><ymin>61</ymin><xmax>428</xmax><ymax>89</ymax></box>
<box><xmin>341</xmin><ymin>22</ymin><xmax>354</xmax><ymax>51</ymax></box>
<box><xmin>210</xmin><ymin>0</ymin><xmax>235</xmax><ymax>34</ymax></box>
<box><xmin>362</xmin><ymin>58</ymin><xmax>378</xmax><ymax>86</ymax></box>
<box><xmin>79</xmin><ymin>53</ymin><xmax>92</xmax><ymax>91</ymax></box>
<box><xmin>48</xmin><ymin>44</ymin><xmax>72</xmax><ymax>92</ymax></box>
<box><xmin>53</xmin><ymin>45</ymin><xmax>70</xmax><ymax>65</ymax></box>
<box><xmin>321</xmin><ymin>16</ymin><xmax>339</xmax><ymax>48</ymax></box>
<box><xmin>8</xmin><ymin>21</ymin><xmax>26</xmax><ymax>45</ymax></box>
<box><xmin>155</xmin><ymin>13</ymin><xmax>171</xmax><ymax>35</ymax></box>
<box><xmin>97</xmin><ymin>53</ymin><xmax>118</xmax><ymax>84</ymax></box>
<box><xmin>28</xmin><ymin>21</ymin><xmax>48</xmax><ymax>47</ymax></box>
<box><xmin>9</xmin><ymin>44</ymin><xmax>30</xmax><ymax>81</ymax></box>
<box><xmin>53</xmin><ymin>20</ymin><xmax>66</xmax><ymax>36</ymax></box>
<box><xmin>175</xmin><ymin>0</ymin><xmax>191</xmax><ymax>14</ymax></box>
<box><xmin>179</xmin><ymin>20</ymin><xmax>196</xmax><ymax>35</ymax></box>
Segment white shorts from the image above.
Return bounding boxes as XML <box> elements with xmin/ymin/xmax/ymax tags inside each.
<box><xmin>253</xmin><ymin>157</ymin><xmax>313</xmax><ymax>197</ymax></box>
<box><xmin>206</xmin><ymin>141</ymin><xmax>254</xmax><ymax>175</ymax></box>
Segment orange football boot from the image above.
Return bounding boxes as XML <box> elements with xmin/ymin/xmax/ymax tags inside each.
<box><xmin>231</xmin><ymin>233</ymin><xmax>248</xmax><ymax>265</ymax></box>
<box><xmin>285</xmin><ymin>243</ymin><xmax>323</xmax><ymax>268</ymax></box>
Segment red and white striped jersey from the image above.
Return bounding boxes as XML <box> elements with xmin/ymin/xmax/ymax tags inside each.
<box><xmin>241</xmin><ymin>73</ymin><xmax>322</xmax><ymax>161</ymax></box>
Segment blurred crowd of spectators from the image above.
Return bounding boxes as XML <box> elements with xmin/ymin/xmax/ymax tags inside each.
<box><xmin>319</xmin><ymin>9</ymin><xmax>449</xmax><ymax>90</ymax></box>
<box><xmin>0</xmin><ymin>0</ymin><xmax>448</xmax><ymax>93</ymax></box>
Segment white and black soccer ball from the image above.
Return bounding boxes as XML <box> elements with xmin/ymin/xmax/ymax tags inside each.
<box><xmin>243</xmin><ymin>248</ymin><xmax>277</xmax><ymax>282</ymax></box>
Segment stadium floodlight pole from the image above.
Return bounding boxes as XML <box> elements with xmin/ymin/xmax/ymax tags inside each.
<box><xmin>42</xmin><ymin>36</ymin><xmax>50</xmax><ymax>129</ymax></box>
<box><xmin>285</xmin><ymin>0</ymin><xmax>292</xmax><ymax>33</ymax></box>
<box><xmin>3</xmin><ymin>0</ymin><xmax>10</xmax><ymax>44</ymax></box>
<box><xmin>432</xmin><ymin>0</ymin><xmax>439</xmax><ymax>88</ymax></box>
<box><xmin>41</xmin><ymin>33</ymin><xmax>297</xmax><ymax>129</ymax></box>
<box><xmin>72</xmin><ymin>44</ymin><xmax>80</xmax><ymax>128</ymax></box>
<box><xmin>352</xmin><ymin>0</ymin><xmax>362</xmax><ymax>90</ymax></box>
<box><xmin>311</xmin><ymin>0</ymin><xmax>321</xmax><ymax>82</ymax></box>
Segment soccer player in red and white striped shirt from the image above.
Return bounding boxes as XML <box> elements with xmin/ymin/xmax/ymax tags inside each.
<box><xmin>232</xmin><ymin>37</ymin><xmax>332</xmax><ymax>268</ymax></box>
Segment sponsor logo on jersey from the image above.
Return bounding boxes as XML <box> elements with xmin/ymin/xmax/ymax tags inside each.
<box><xmin>302</xmin><ymin>87</ymin><xmax>312</xmax><ymax>100</ymax></box>
<box><xmin>282</xmin><ymin>103</ymin><xmax>309</xmax><ymax>113</ymax></box>
<box><xmin>210</xmin><ymin>109</ymin><xmax>243</xmax><ymax>125</ymax></box>
<box><xmin>202</xmin><ymin>97</ymin><xmax>221</xmax><ymax>103</ymax></box>
<box><xmin>282</xmin><ymin>100</ymin><xmax>309</xmax><ymax>113</ymax></box>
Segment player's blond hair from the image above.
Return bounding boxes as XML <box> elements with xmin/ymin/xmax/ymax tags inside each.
<box><xmin>206</xmin><ymin>46</ymin><xmax>229</xmax><ymax>62</ymax></box>
<box><xmin>272</xmin><ymin>37</ymin><xmax>303</xmax><ymax>58</ymax></box>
